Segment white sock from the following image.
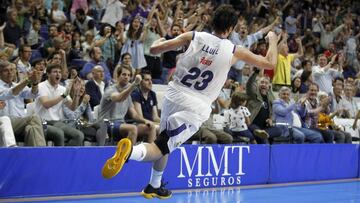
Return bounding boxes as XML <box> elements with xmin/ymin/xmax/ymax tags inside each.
<box><xmin>129</xmin><ymin>144</ymin><xmax>147</xmax><ymax>161</ymax></box>
<box><xmin>149</xmin><ymin>168</ymin><xmax>163</xmax><ymax>188</ymax></box>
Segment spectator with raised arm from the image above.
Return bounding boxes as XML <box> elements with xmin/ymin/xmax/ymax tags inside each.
<box><xmin>319</xmin><ymin>19</ymin><xmax>345</xmax><ymax>50</ymax></box>
<box><xmin>338</xmin><ymin>84</ymin><xmax>357</xmax><ymax>119</ymax></box>
<box><xmin>304</xmin><ymin>83</ymin><xmax>334</xmax><ymax>143</ymax></box>
<box><xmin>273</xmin><ymin>86</ymin><xmax>323</xmax><ymax>143</ymax></box>
<box><xmin>35</xmin><ymin>63</ymin><xmax>84</xmax><ymax>146</ymax></box>
<box><xmin>161</xmin><ymin>24</ymin><xmax>182</xmax><ymax>84</ymax></box>
<box><xmin>312</xmin><ymin>54</ymin><xmax>343</xmax><ymax>94</ymax></box>
<box><xmin>229</xmin><ymin>16</ymin><xmax>279</xmax><ymax>82</ymax></box>
<box><xmin>120</xmin><ymin>16</ymin><xmax>147</xmax><ymax>73</ymax></box>
<box><xmin>272</xmin><ymin>33</ymin><xmax>303</xmax><ymax>90</ymax></box>
<box><xmin>285</xmin><ymin>8</ymin><xmax>300</xmax><ymax>38</ymax></box>
<box><xmin>0</xmin><ymin>60</ymin><xmax>46</xmax><ymax>146</ymax></box>
<box><xmin>94</xmin><ymin>24</ymin><xmax>118</xmax><ymax>70</ymax></box>
<box><xmin>101</xmin><ymin>0</ymin><xmax>127</xmax><ymax>27</ymax></box>
<box><xmin>98</xmin><ymin>65</ymin><xmax>156</xmax><ymax>145</ymax></box>
<box><xmin>317</xmin><ymin>92</ymin><xmax>351</xmax><ymax>143</ymax></box>
<box><xmin>246</xmin><ymin>69</ymin><xmax>287</xmax><ymax>144</ymax></box>
<box><xmin>142</xmin><ymin>3</ymin><xmax>166</xmax><ymax>80</ymax></box>
<box><xmin>63</xmin><ymin>78</ymin><xmax>107</xmax><ymax>145</ymax></box>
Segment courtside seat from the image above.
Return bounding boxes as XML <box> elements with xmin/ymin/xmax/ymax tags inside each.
<box><xmin>271</xmin><ymin>136</ymin><xmax>292</xmax><ymax>144</ymax></box>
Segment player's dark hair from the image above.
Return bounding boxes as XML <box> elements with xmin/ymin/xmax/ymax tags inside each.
<box><xmin>211</xmin><ymin>5</ymin><xmax>237</xmax><ymax>34</ymax></box>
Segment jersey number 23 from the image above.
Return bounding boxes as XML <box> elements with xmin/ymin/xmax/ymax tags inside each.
<box><xmin>180</xmin><ymin>67</ymin><xmax>214</xmax><ymax>90</ymax></box>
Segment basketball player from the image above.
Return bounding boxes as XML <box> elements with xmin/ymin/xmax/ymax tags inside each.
<box><xmin>102</xmin><ymin>5</ymin><xmax>278</xmax><ymax>199</ymax></box>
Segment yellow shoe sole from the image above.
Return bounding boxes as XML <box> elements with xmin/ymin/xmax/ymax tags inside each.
<box><xmin>140</xmin><ymin>191</ymin><xmax>172</xmax><ymax>199</ymax></box>
<box><xmin>102</xmin><ymin>138</ymin><xmax>132</xmax><ymax>179</ymax></box>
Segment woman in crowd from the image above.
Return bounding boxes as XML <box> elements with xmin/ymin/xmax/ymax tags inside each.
<box><xmin>120</xmin><ymin>15</ymin><xmax>147</xmax><ymax>74</ymax></box>
<box><xmin>63</xmin><ymin>78</ymin><xmax>107</xmax><ymax>145</ymax></box>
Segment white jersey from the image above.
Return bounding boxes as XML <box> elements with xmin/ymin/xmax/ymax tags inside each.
<box><xmin>170</xmin><ymin>32</ymin><xmax>235</xmax><ymax>104</ymax></box>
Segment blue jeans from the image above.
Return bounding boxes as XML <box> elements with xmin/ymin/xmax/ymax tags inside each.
<box><xmin>231</xmin><ymin>129</ymin><xmax>255</xmax><ymax>142</ymax></box>
<box><xmin>312</xmin><ymin>128</ymin><xmax>334</xmax><ymax>143</ymax></box>
<box><xmin>293</xmin><ymin>127</ymin><xmax>324</xmax><ymax>143</ymax></box>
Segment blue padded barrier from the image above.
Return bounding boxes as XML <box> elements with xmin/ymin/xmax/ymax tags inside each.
<box><xmin>0</xmin><ymin>144</ymin><xmax>358</xmax><ymax>199</ymax></box>
<box><xmin>0</xmin><ymin>147</ymin><xmax>152</xmax><ymax>198</ymax></box>
<box><xmin>269</xmin><ymin>144</ymin><xmax>359</xmax><ymax>183</ymax></box>
<box><xmin>0</xmin><ymin>144</ymin><xmax>269</xmax><ymax>198</ymax></box>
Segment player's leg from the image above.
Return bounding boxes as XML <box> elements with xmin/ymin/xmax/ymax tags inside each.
<box><xmin>141</xmin><ymin>109</ymin><xmax>204</xmax><ymax>199</ymax></box>
<box><xmin>141</xmin><ymin>155</ymin><xmax>171</xmax><ymax>199</ymax></box>
<box><xmin>102</xmin><ymin>139</ymin><xmax>163</xmax><ymax>179</ymax></box>
<box><xmin>102</xmin><ymin>97</ymin><xmax>208</xmax><ymax>199</ymax></box>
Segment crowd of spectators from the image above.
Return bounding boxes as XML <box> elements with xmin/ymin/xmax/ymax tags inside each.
<box><xmin>1</xmin><ymin>0</ymin><xmax>360</xmax><ymax>147</ymax></box>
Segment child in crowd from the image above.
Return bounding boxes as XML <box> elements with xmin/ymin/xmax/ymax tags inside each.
<box><xmin>27</xmin><ymin>19</ymin><xmax>42</xmax><ymax>49</ymax></box>
<box><xmin>224</xmin><ymin>92</ymin><xmax>268</xmax><ymax>144</ymax></box>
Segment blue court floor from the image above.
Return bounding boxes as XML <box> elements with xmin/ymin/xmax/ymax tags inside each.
<box><xmin>5</xmin><ymin>180</ymin><xmax>360</xmax><ymax>203</ymax></box>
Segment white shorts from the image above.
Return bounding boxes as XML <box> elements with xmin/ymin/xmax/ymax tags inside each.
<box><xmin>160</xmin><ymin>86</ymin><xmax>211</xmax><ymax>153</ymax></box>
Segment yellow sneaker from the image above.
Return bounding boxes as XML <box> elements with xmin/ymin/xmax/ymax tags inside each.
<box><xmin>102</xmin><ymin>138</ymin><xmax>132</xmax><ymax>179</ymax></box>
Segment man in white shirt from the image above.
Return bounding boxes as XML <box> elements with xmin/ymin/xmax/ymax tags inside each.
<box><xmin>36</xmin><ymin>64</ymin><xmax>84</xmax><ymax>146</ymax></box>
<box><xmin>0</xmin><ymin>61</ymin><xmax>46</xmax><ymax>146</ymax></box>
<box><xmin>312</xmin><ymin>54</ymin><xmax>342</xmax><ymax>94</ymax></box>
<box><xmin>338</xmin><ymin>84</ymin><xmax>357</xmax><ymax>118</ymax></box>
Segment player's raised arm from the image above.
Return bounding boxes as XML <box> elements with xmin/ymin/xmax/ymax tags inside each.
<box><xmin>150</xmin><ymin>31</ymin><xmax>193</xmax><ymax>55</ymax></box>
<box><xmin>232</xmin><ymin>31</ymin><xmax>278</xmax><ymax>70</ymax></box>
